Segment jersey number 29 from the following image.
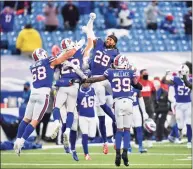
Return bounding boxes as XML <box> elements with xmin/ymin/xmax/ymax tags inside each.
<box><xmin>32</xmin><ymin>66</ymin><xmax>46</xmax><ymax>82</ymax></box>
<box><xmin>94</xmin><ymin>50</ymin><xmax>110</xmax><ymax>67</ymax></box>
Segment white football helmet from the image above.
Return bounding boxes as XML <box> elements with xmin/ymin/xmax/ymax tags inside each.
<box><xmin>179</xmin><ymin>64</ymin><xmax>189</xmax><ymax>77</ymax></box>
<box><xmin>32</xmin><ymin>48</ymin><xmax>48</xmax><ymax>61</ymax></box>
<box><xmin>113</xmin><ymin>54</ymin><xmax>129</xmax><ymax>69</ymax></box>
<box><xmin>60</xmin><ymin>38</ymin><xmax>75</xmax><ymax>51</ymax></box>
<box><xmin>144</xmin><ymin>118</ymin><xmax>156</xmax><ymax>133</ymax></box>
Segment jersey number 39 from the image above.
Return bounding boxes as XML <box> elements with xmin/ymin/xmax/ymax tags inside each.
<box><xmin>32</xmin><ymin>66</ymin><xmax>46</xmax><ymax>82</ymax></box>
<box><xmin>112</xmin><ymin>78</ymin><xmax>131</xmax><ymax>92</ymax></box>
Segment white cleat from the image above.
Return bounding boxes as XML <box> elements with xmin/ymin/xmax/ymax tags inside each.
<box><xmin>187</xmin><ymin>142</ymin><xmax>192</xmax><ymax>149</ymax></box>
<box><xmin>51</xmin><ymin>122</ymin><xmax>62</xmax><ymax>139</ymax></box>
<box><xmin>63</xmin><ymin>131</ymin><xmax>70</xmax><ymax>149</ymax></box>
<box><xmin>174</xmin><ymin>139</ymin><xmax>183</xmax><ymax>144</ymax></box>
<box><xmin>14</xmin><ymin>140</ymin><xmax>22</xmax><ymax>156</ymax></box>
<box><xmin>89</xmin><ymin>13</ymin><xmax>96</xmax><ymax>20</ymax></box>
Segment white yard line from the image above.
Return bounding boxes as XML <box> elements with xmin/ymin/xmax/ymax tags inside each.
<box><xmin>1</xmin><ymin>163</ymin><xmax>191</xmax><ymax>166</ymax></box>
<box><xmin>1</xmin><ymin>152</ymin><xmax>191</xmax><ymax>156</ymax></box>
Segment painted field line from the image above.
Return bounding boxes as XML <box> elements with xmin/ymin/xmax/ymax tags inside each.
<box><xmin>1</xmin><ymin>163</ymin><xmax>191</xmax><ymax>166</ymax></box>
<box><xmin>1</xmin><ymin>152</ymin><xmax>191</xmax><ymax>156</ymax></box>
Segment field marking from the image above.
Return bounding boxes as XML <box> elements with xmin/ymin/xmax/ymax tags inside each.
<box><xmin>42</xmin><ymin>143</ymin><xmax>188</xmax><ymax>150</ymax></box>
<box><xmin>1</xmin><ymin>152</ymin><xmax>191</xmax><ymax>156</ymax></box>
<box><xmin>1</xmin><ymin>163</ymin><xmax>191</xmax><ymax>166</ymax></box>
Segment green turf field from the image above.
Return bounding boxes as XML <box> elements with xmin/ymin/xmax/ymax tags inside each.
<box><xmin>1</xmin><ymin>142</ymin><xmax>192</xmax><ymax>168</ymax></box>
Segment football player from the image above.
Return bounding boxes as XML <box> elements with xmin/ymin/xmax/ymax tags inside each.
<box><xmin>51</xmin><ymin>14</ymin><xmax>96</xmax><ymax>153</ymax></box>
<box><xmin>165</xmin><ymin>64</ymin><xmax>192</xmax><ymax>148</ymax></box>
<box><xmin>84</xmin><ymin>54</ymin><xmax>142</xmax><ymax>167</ymax></box>
<box><xmin>13</xmin><ymin>42</ymin><xmax>84</xmax><ymax>156</ymax></box>
<box><xmin>77</xmin><ymin>79</ymin><xmax>96</xmax><ymax>160</ymax></box>
<box><xmin>82</xmin><ymin>12</ymin><xmax>118</xmax><ymax>154</ymax></box>
<box><xmin>130</xmin><ymin>87</ymin><xmax>149</xmax><ymax>153</ymax></box>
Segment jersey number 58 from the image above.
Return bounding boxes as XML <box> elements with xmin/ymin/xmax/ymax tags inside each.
<box><xmin>32</xmin><ymin>66</ymin><xmax>46</xmax><ymax>82</ymax></box>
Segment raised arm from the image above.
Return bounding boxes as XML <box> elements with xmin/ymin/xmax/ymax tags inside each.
<box><xmin>182</xmin><ymin>75</ymin><xmax>192</xmax><ymax>89</ymax></box>
<box><xmin>131</xmin><ymin>77</ymin><xmax>143</xmax><ymax>90</ymax></box>
<box><xmin>50</xmin><ymin>39</ymin><xmax>85</xmax><ymax>67</ymax></box>
<box><xmin>84</xmin><ymin>75</ymin><xmax>107</xmax><ymax>83</ymax></box>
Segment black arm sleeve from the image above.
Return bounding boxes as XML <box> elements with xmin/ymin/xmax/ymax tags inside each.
<box><xmin>183</xmin><ymin>75</ymin><xmax>192</xmax><ymax>89</ymax></box>
<box><xmin>132</xmin><ymin>82</ymin><xmax>143</xmax><ymax>90</ymax></box>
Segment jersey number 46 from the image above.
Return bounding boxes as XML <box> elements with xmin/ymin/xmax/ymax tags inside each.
<box><xmin>81</xmin><ymin>96</ymin><xmax>94</xmax><ymax>108</ymax></box>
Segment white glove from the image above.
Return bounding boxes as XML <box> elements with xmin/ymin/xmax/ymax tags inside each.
<box><xmin>74</xmin><ymin>39</ymin><xmax>85</xmax><ymax>51</ymax></box>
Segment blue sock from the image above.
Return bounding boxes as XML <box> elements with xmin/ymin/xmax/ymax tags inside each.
<box><xmin>100</xmin><ymin>103</ymin><xmax>115</xmax><ymax>122</ymax></box>
<box><xmin>70</xmin><ymin>130</ymin><xmax>77</xmax><ymax>151</ymax></box>
<box><xmin>116</xmin><ymin>130</ymin><xmax>123</xmax><ymax>150</ymax></box>
<box><xmin>112</xmin><ymin>122</ymin><xmax>117</xmax><ymax>138</ymax></box>
<box><xmin>136</xmin><ymin>127</ymin><xmax>143</xmax><ymax>148</ymax></box>
<box><xmin>98</xmin><ymin>116</ymin><xmax>107</xmax><ymax>143</ymax></box>
<box><xmin>123</xmin><ymin>130</ymin><xmax>130</xmax><ymax>149</ymax></box>
<box><xmin>22</xmin><ymin>124</ymin><xmax>35</xmax><ymax>140</ymax></box>
<box><xmin>53</xmin><ymin>107</ymin><xmax>60</xmax><ymax>121</ymax></box>
<box><xmin>17</xmin><ymin>120</ymin><xmax>28</xmax><ymax>138</ymax></box>
<box><xmin>186</xmin><ymin>124</ymin><xmax>192</xmax><ymax>142</ymax></box>
<box><xmin>82</xmin><ymin>134</ymin><xmax>88</xmax><ymax>155</ymax></box>
<box><xmin>62</xmin><ymin>123</ymin><xmax>66</xmax><ymax>133</ymax></box>
<box><xmin>66</xmin><ymin>112</ymin><xmax>74</xmax><ymax>129</ymax></box>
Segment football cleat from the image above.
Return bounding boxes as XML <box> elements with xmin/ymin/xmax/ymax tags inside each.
<box><xmin>72</xmin><ymin>151</ymin><xmax>79</xmax><ymax>161</ymax></box>
<box><xmin>64</xmin><ymin>145</ymin><xmax>70</xmax><ymax>154</ymax></box>
<box><xmin>103</xmin><ymin>143</ymin><xmax>109</xmax><ymax>154</ymax></box>
<box><xmin>14</xmin><ymin>141</ymin><xmax>22</xmax><ymax>156</ymax></box>
<box><xmin>122</xmin><ymin>149</ymin><xmax>129</xmax><ymax>166</ymax></box>
<box><xmin>187</xmin><ymin>142</ymin><xmax>192</xmax><ymax>149</ymax></box>
<box><xmin>115</xmin><ymin>154</ymin><xmax>121</xmax><ymax>167</ymax></box>
<box><xmin>51</xmin><ymin>121</ymin><xmax>62</xmax><ymax>139</ymax></box>
<box><xmin>85</xmin><ymin>154</ymin><xmax>91</xmax><ymax>160</ymax></box>
<box><xmin>139</xmin><ymin>147</ymin><xmax>147</xmax><ymax>153</ymax></box>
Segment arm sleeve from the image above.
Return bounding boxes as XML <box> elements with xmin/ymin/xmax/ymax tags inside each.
<box><xmin>168</xmin><ymin>86</ymin><xmax>176</xmax><ymax>103</ymax></box>
<box><xmin>183</xmin><ymin>75</ymin><xmax>192</xmax><ymax>89</ymax></box>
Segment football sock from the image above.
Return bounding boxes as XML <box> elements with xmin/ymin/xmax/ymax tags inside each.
<box><xmin>186</xmin><ymin>124</ymin><xmax>192</xmax><ymax>142</ymax></box>
<box><xmin>17</xmin><ymin>120</ymin><xmax>28</xmax><ymax>138</ymax></box>
<box><xmin>22</xmin><ymin>124</ymin><xmax>35</xmax><ymax>140</ymax></box>
<box><xmin>112</xmin><ymin>122</ymin><xmax>117</xmax><ymax>138</ymax></box>
<box><xmin>53</xmin><ymin>107</ymin><xmax>60</xmax><ymax>121</ymax></box>
<box><xmin>123</xmin><ymin>130</ymin><xmax>130</xmax><ymax>149</ymax></box>
<box><xmin>136</xmin><ymin>127</ymin><xmax>143</xmax><ymax>148</ymax></box>
<box><xmin>66</xmin><ymin>112</ymin><xmax>74</xmax><ymax>129</ymax></box>
<box><xmin>174</xmin><ymin>123</ymin><xmax>179</xmax><ymax>138</ymax></box>
<box><xmin>98</xmin><ymin>116</ymin><xmax>107</xmax><ymax>143</ymax></box>
<box><xmin>100</xmin><ymin>103</ymin><xmax>116</xmax><ymax>122</ymax></box>
<box><xmin>116</xmin><ymin>130</ymin><xmax>123</xmax><ymax>150</ymax></box>
<box><xmin>82</xmin><ymin>134</ymin><xmax>88</xmax><ymax>154</ymax></box>
<box><xmin>70</xmin><ymin>130</ymin><xmax>77</xmax><ymax>151</ymax></box>
<box><xmin>62</xmin><ymin>123</ymin><xmax>66</xmax><ymax>133</ymax></box>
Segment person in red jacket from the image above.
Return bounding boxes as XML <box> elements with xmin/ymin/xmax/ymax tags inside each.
<box><xmin>138</xmin><ymin>69</ymin><xmax>156</xmax><ymax>147</ymax></box>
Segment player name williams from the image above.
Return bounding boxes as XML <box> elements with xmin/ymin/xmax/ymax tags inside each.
<box><xmin>113</xmin><ymin>71</ymin><xmax>130</xmax><ymax>77</ymax></box>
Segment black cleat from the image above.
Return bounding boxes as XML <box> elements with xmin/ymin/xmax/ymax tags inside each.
<box><xmin>122</xmin><ymin>149</ymin><xmax>129</xmax><ymax>167</ymax></box>
<box><xmin>115</xmin><ymin>154</ymin><xmax>121</xmax><ymax>167</ymax></box>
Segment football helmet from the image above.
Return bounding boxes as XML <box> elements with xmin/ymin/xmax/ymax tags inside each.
<box><xmin>60</xmin><ymin>38</ymin><xmax>75</xmax><ymax>51</ymax></box>
<box><xmin>144</xmin><ymin>118</ymin><xmax>156</xmax><ymax>133</ymax></box>
<box><xmin>32</xmin><ymin>48</ymin><xmax>48</xmax><ymax>61</ymax></box>
<box><xmin>113</xmin><ymin>54</ymin><xmax>128</xmax><ymax>69</ymax></box>
<box><xmin>179</xmin><ymin>64</ymin><xmax>189</xmax><ymax>77</ymax></box>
